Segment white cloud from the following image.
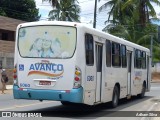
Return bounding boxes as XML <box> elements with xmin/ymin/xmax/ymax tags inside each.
<box><xmin>35</xmin><ymin>0</ymin><xmax>52</xmax><ymax>20</ymax></box>
<box><xmin>151</xmin><ymin>1</ymin><xmax>160</xmax><ymax>19</ymax></box>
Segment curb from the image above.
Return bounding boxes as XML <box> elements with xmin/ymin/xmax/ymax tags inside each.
<box><xmin>6</xmin><ymin>85</ymin><xmax>13</xmax><ymax>89</ymax></box>
<box><xmin>151</xmin><ymin>80</ymin><xmax>160</xmax><ymax>83</ymax></box>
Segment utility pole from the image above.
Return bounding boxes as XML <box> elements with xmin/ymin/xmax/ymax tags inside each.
<box><xmin>93</xmin><ymin>0</ymin><xmax>97</xmax><ymax>28</ymax></box>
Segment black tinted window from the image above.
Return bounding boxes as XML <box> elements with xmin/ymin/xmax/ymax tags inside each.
<box><xmin>85</xmin><ymin>34</ymin><xmax>94</xmax><ymax>65</ymax></box>
<box><xmin>106</xmin><ymin>40</ymin><xmax>111</xmax><ymax>67</ymax></box>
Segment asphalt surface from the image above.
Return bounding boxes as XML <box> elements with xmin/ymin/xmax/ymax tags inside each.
<box><xmin>0</xmin><ymin>82</ymin><xmax>160</xmax><ymax>120</ymax></box>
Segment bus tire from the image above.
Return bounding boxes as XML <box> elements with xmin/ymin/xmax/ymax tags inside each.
<box><xmin>138</xmin><ymin>83</ymin><xmax>146</xmax><ymax>98</ymax></box>
<box><xmin>111</xmin><ymin>85</ymin><xmax>119</xmax><ymax>108</ymax></box>
<box><xmin>61</xmin><ymin>101</ymin><xmax>73</xmax><ymax>106</ymax></box>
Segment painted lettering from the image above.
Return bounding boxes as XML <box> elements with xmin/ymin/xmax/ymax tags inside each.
<box><xmin>46</xmin><ymin>64</ymin><xmax>51</xmax><ymax>71</ymax></box>
<box><xmin>29</xmin><ymin>64</ymin><xmax>35</xmax><ymax>70</ymax></box>
<box><xmin>20</xmin><ymin>83</ymin><xmax>30</xmax><ymax>87</ymax></box>
<box><xmin>57</xmin><ymin>64</ymin><xmax>63</xmax><ymax>71</ymax></box>
<box><xmin>40</xmin><ymin>64</ymin><xmax>45</xmax><ymax>71</ymax></box>
<box><xmin>29</xmin><ymin>63</ymin><xmax>64</xmax><ymax>72</ymax></box>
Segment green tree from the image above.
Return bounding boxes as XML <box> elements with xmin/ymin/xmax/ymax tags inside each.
<box><xmin>0</xmin><ymin>0</ymin><xmax>40</xmax><ymax>21</ymax></box>
<box><xmin>122</xmin><ymin>0</ymin><xmax>160</xmax><ymax>27</ymax></box>
<box><xmin>42</xmin><ymin>0</ymin><xmax>58</xmax><ymax>7</ymax></box>
<box><xmin>0</xmin><ymin>8</ymin><xmax>6</xmax><ymax>16</ymax></box>
<box><xmin>99</xmin><ymin>0</ymin><xmax>160</xmax><ymax>26</ymax></box>
<box><xmin>105</xmin><ymin>22</ymin><xmax>160</xmax><ymax>61</ymax></box>
<box><xmin>99</xmin><ymin>0</ymin><xmax>134</xmax><ymax>25</ymax></box>
<box><xmin>100</xmin><ymin>0</ymin><xmax>160</xmax><ymax>61</ymax></box>
<box><xmin>49</xmin><ymin>0</ymin><xmax>80</xmax><ymax>21</ymax></box>
<box><xmin>99</xmin><ymin>0</ymin><xmax>123</xmax><ymax>24</ymax></box>
<box><xmin>42</xmin><ymin>0</ymin><xmax>80</xmax><ymax>22</ymax></box>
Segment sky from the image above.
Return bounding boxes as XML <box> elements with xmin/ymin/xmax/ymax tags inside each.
<box><xmin>35</xmin><ymin>0</ymin><xmax>160</xmax><ymax>30</ymax></box>
<box><xmin>35</xmin><ymin>0</ymin><xmax>110</xmax><ymax>30</ymax></box>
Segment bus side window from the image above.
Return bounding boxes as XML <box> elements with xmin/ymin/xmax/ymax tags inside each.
<box><xmin>106</xmin><ymin>40</ymin><xmax>111</xmax><ymax>67</ymax></box>
<box><xmin>85</xmin><ymin>34</ymin><xmax>94</xmax><ymax>66</ymax></box>
<box><xmin>121</xmin><ymin>45</ymin><xmax>127</xmax><ymax>68</ymax></box>
<box><xmin>141</xmin><ymin>51</ymin><xmax>146</xmax><ymax>69</ymax></box>
<box><xmin>134</xmin><ymin>49</ymin><xmax>136</xmax><ymax>68</ymax></box>
<box><xmin>135</xmin><ymin>49</ymin><xmax>141</xmax><ymax>69</ymax></box>
<box><xmin>112</xmin><ymin>42</ymin><xmax>121</xmax><ymax>67</ymax></box>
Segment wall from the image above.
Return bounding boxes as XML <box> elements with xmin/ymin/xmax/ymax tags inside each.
<box><xmin>152</xmin><ymin>62</ymin><xmax>160</xmax><ymax>73</ymax></box>
<box><xmin>0</xmin><ymin>40</ymin><xmax>15</xmax><ymax>88</ymax></box>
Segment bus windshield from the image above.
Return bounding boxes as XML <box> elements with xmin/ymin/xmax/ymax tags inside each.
<box><xmin>18</xmin><ymin>25</ymin><xmax>76</xmax><ymax>58</ymax></box>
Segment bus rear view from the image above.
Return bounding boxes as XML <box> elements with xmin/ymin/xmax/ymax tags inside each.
<box><xmin>13</xmin><ymin>22</ymin><xmax>83</xmax><ymax>104</ymax></box>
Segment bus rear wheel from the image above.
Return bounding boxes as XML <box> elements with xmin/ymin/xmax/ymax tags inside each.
<box><xmin>138</xmin><ymin>83</ymin><xmax>146</xmax><ymax>98</ymax></box>
<box><xmin>61</xmin><ymin>101</ymin><xmax>73</xmax><ymax>106</ymax></box>
<box><xmin>111</xmin><ymin>86</ymin><xmax>119</xmax><ymax>108</ymax></box>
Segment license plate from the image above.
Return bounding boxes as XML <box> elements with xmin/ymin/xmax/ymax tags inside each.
<box><xmin>39</xmin><ymin>81</ymin><xmax>51</xmax><ymax>85</ymax></box>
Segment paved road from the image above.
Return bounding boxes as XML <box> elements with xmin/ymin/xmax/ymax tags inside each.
<box><xmin>0</xmin><ymin>83</ymin><xmax>160</xmax><ymax>120</ymax></box>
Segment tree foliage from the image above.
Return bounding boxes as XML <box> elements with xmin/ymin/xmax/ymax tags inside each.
<box><xmin>99</xmin><ymin>0</ymin><xmax>160</xmax><ymax>27</ymax></box>
<box><xmin>0</xmin><ymin>0</ymin><xmax>40</xmax><ymax>21</ymax></box>
<box><xmin>42</xmin><ymin>0</ymin><xmax>80</xmax><ymax>22</ymax></box>
<box><xmin>100</xmin><ymin>0</ymin><xmax>160</xmax><ymax>62</ymax></box>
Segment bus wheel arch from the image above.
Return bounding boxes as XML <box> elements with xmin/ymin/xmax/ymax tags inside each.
<box><xmin>111</xmin><ymin>83</ymin><xmax>120</xmax><ymax>108</ymax></box>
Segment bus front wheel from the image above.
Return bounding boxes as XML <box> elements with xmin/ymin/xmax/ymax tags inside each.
<box><xmin>111</xmin><ymin>86</ymin><xmax>119</xmax><ymax>108</ymax></box>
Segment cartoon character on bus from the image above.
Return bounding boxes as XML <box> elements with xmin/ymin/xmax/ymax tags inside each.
<box><xmin>29</xmin><ymin>34</ymin><xmax>69</xmax><ymax>58</ymax></box>
<box><xmin>41</xmin><ymin>38</ymin><xmax>53</xmax><ymax>57</ymax></box>
<box><xmin>51</xmin><ymin>38</ymin><xmax>69</xmax><ymax>58</ymax></box>
<box><xmin>29</xmin><ymin>38</ymin><xmax>43</xmax><ymax>57</ymax></box>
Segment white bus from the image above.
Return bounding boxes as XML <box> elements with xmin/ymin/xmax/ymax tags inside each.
<box><xmin>13</xmin><ymin>21</ymin><xmax>151</xmax><ymax>107</ymax></box>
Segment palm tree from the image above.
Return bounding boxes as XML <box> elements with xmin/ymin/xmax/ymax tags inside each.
<box><xmin>99</xmin><ymin>0</ymin><xmax>160</xmax><ymax>26</ymax></box>
<box><xmin>122</xmin><ymin>0</ymin><xmax>160</xmax><ymax>27</ymax></box>
<box><xmin>42</xmin><ymin>0</ymin><xmax>58</xmax><ymax>7</ymax></box>
<box><xmin>48</xmin><ymin>0</ymin><xmax>80</xmax><ymax>22</ymax></box>
<box><xmin>106</xmin><ymin>21</ymin><xmax>160</xmax><ymax>61</ymax></box>
<box><xmin>100</xmin><ymin>0</ymin><xmax>160</xmax><ymax>62</ymax></box>
<box><xmin>42</xmin><ymin>0</ymin><xmax>80</xmax><ymax>22</ymax></box>
<box><xmin>99</xmin><ymin>0</ymin><xmax>126</xmax><ymax>25</ymax></box>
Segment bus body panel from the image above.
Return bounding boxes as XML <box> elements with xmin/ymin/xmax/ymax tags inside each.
<box><xmin>13</xmin><ymin>53</ymin><xmax>84</xmax><ymax>102</ymax></box>
<box><xmin>13</xmin><ymin>85</ymin><xmax>83</xmax><ymax>103</ymax></box>
<box><xmin>16</xmin><ymin>56</ymin><xmax>75</xmax><ymax>90</ymax></box>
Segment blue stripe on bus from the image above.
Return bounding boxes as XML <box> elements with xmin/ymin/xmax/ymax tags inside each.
<box><xmin>13</xmin><ymin>85</ymin><xmax>83</xmax><ymax>103</ymax></box>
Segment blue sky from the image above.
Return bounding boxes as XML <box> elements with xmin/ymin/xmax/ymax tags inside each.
<box><xmin>35</xmin><ymin>0</ymin><xmax>160</xmax><ymax>30</ymax></box>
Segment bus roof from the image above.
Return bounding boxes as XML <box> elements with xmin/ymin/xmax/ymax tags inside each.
<box><xmin>17</xmin><ymin>21</ymin><xmax>150</xmax><ymax>53</ymax></box>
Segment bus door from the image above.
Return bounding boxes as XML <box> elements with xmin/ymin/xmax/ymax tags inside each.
<box><xmin>127</xmin><ymin>51</ymin><xmax>132</xmax><ymax>95</ymax></box>
<box><xmin>95</xmin><ymin>43</ymin><xmax>103</xmax><ymax>102</ymax></box>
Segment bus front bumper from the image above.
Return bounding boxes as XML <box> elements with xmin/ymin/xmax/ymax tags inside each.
<box><xmin>13</xmin><ymin>85</ymin><xmax>83</xmax><ymax>103</ymax></box>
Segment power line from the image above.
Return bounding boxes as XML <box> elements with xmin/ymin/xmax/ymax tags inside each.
<box><xmin>79</xmin><ymin>0</ymin><xmax>94</xmax><ymax>3</ymax></box>
<box><xmin>38</xmin><ymin>0</ymin><xmax>94</xmax><ymax>6</ymax></box>
<box><xmin>80</xmin><ymin>12</ymin><xmax>94</xmax><ymax>15</ymax></box>
<box><xmin>80</xmin><ymin>9</ymin><xmax>110</xmax><ymax>16</ymax></box>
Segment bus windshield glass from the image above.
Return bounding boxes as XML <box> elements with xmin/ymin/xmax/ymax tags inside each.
<box><xmin>18</xmin><ymin>25</ymin><xmax>76</xmax><ymax>58</ymax></box>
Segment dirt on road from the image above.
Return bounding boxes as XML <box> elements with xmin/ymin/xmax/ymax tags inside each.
<box><xmin>152</xmin><ymin>72</ymin><xmax>160</xmax><ymax>80</ymax></box>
